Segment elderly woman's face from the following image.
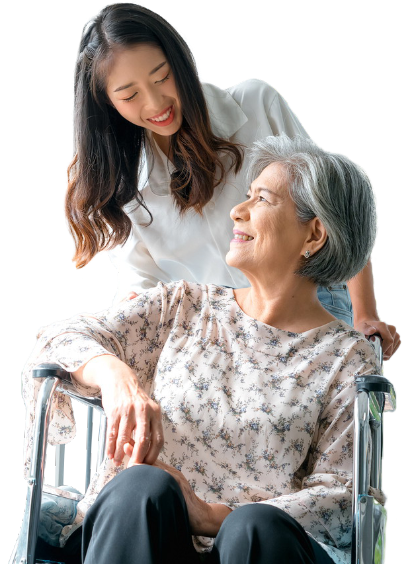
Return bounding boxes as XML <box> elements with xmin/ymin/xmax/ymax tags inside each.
<box><xmin>227</xmin><ymin>163</ymin><xmax>308</xmax><ymax>280</ymax></box>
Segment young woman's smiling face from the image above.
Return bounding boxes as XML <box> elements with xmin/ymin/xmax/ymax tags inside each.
<box><xmin>105</xmin><ymin>44</ymin><xmax>182</xmax><ymax>137</ymax></box>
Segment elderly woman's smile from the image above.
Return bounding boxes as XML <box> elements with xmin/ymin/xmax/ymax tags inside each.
<box><xmin>232</xmin><ymin>230</ymin><xmax>254</xmax><ymax>242</ymax></box>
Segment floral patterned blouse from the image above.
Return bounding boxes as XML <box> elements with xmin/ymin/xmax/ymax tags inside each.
<box><xmin>22</xmin><ymin>282</ymin><xmax>380</xmax><ymax>564</ymax></box>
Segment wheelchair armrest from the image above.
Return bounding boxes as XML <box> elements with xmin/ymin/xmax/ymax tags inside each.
<box><xmin>356</xmin><ymin>375</ymin><xmax>393</xmax><ymax>394</ymax></box>
<box><xmin>356</xmin><ymin>375</ymin><xmax>396</xmax><ymax>412</ymax></box>
<box><xmin>32</xmin><ymin>363</ymin><xmax>71</xmax><ymax>381</ymax></box>
<box><xmin>32</xmin><ymin>363</ymin><xmax>104</xmax><ymax>411</ymax></box>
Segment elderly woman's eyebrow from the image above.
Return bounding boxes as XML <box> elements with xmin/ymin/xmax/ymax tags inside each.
<box><xmin>251</xmin><ymin>186</ymin><xmax>283</xmax><ymax>198</ymax></box>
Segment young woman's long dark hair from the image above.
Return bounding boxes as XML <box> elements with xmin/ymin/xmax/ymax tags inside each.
<box><xmin>67</xmin><ymin>3</ymin><xmax>243</xmax><ymax>268</ymax></box>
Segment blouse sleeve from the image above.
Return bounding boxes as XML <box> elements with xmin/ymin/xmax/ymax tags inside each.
<box><xmin>256</xmin><ymin>338</ymin><xmax>380</xmax><ymax>549</ymax></box>
<box><xmin>21</xmin><ymin>281</ymin><xmax>186</xmax><ymax>477</ymax></box>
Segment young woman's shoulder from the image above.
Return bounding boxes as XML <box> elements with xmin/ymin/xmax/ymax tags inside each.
<box><xmin>226</xmin><ymin>79</ymin><xmax>283</xmax><ymax>106</ymax></box>
<box><xmin>202</xmin><ymin>79</ymin><xmax>282</xmax><ymax>111</ymax></box>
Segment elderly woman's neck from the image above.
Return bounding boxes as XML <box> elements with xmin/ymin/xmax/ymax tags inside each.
<box><xmin>234</xmin><ymin>279</ymin><xmax>335</xmax><ymax>333</ymax></box>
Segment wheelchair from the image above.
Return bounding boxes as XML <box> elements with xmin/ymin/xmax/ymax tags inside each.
<box><xmin>9</xmin><ymin>336</ymin><xmax>396</xmax><ymax>564</ymax></box>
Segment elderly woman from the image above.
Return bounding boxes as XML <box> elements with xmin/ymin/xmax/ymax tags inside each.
<box><xmin>23</xmin><ymin>135</ymin><xmax>379</xmax><ymax>564</ymax></box>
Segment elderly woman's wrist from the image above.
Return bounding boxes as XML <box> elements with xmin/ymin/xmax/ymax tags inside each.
<box><xmin>196</xmin><ymin>503</ymin><xmax>232</xmax><ymax>537</ymax></box>
<box><xmin>78</xmin><ymin>354</ymin><xmax>136</xmax><ymax>391</ymax></box>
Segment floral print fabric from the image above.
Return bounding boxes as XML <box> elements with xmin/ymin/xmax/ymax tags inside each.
<box><xmin>21</xmin><ymin>282</ymin><xmax>380</xmax><ymax>563</ymax></box>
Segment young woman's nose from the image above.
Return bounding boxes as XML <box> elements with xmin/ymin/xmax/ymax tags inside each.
<box><xmin>143</xmin><ymin>87</ymin><xmax>165</xmax><ymax>115</ymax></box>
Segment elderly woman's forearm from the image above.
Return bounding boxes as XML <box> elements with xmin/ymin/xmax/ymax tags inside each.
<box><xmin>72</xmin><ymin>354</ymin><xmax>132</xmax><ymax>390</ymax></box>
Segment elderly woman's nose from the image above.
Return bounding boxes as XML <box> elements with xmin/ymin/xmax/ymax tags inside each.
<box><xmin>230</xmin><ymin>200</ymin><xmax>250</xmax><ymax>221</ymax></box>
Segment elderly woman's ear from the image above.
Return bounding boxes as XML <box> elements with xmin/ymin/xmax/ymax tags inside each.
<box><xmin>301</xmin><ymin>217</ymin><xmax>327</xmax><ymax>258</ymax></box>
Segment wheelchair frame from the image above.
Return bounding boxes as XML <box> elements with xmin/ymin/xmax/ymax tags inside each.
<box><xmin>10</xmin><ymin>336</ymin><xmax>396</xmax><ymax>564</ymax></box>
<box><xmin>352</xmin><ymin>338</ymin><xmax>396</xmax><ymax>564</ymax></box>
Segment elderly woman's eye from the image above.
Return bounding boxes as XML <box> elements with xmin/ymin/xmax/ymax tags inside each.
<box><xmin>259</xmin><ymin>196</ymin><xmax>268</xmax><ymax>203</ymax></box>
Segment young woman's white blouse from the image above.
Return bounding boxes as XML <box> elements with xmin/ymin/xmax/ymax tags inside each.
<box><xmin>109</xmin><ymin>79</ymin><xmax>309</xmax><ymax>299</ymax></box>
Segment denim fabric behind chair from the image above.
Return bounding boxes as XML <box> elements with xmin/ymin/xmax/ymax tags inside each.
<box><xmin>317</xmin><ymin>284</ymin><xmax>353</xmax><ymax>327</ymax></box>
<box><xmin>39</xmin><ymin>485</ymin><xmax>82</xmax><ymax>547</ymax></box>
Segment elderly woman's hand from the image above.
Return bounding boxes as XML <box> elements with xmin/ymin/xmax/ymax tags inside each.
<box><xmin>124</xmin><ymin>444</ymin><xmax>231</xmax><ymax>536</ymax></box>
<box><xmin>73</xmin><ymin>355</ymin><xmax>164</xmax><ymax>466</ymax></box>
<box><xmin>153</xmin><ymin>460</ymin><xmax>220</xmax><ymax>536</ymax></box>
<box><xmin>354</xmin><ymin>319</ymin><xmax>401</xmax><ymax>360</ymax></box>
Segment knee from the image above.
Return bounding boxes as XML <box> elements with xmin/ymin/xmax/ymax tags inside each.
<box><xmin>217</xmin><ymin>504</ymin><xmax>310</xmax><ymax>551</ymax></box>
<box><xmin>95</xmin><ymin>464</ymin><xmax>182</xmax><ymax>514</ymax></box>
<box><xmin>220</xmin><ymin>504</ymin><xmax>286</xmax><ymax>539</ymax></box>
<box><xmin>83</xmin><ymin>466</ymin><xmax>188</xmax><ymax>559</ymax></box>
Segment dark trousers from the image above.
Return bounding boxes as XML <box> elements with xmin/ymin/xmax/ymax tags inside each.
<box><xmin>80</xmin><ymin>465</ymin><xmax>334</xmax><ymax>564</ymax></box>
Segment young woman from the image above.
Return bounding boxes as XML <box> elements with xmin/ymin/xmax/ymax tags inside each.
<box><xmin>66</xmin><ymin>3</ymin><xmax>399</xmax><ymax>358</ymax></box>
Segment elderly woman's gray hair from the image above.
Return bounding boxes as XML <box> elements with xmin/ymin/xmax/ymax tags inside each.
<box><xmin>248</xmin><ymin>134</ymin><xmax>376</xmax><ymax>287</ymax></box>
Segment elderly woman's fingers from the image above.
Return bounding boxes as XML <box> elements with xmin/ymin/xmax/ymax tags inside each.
<box><xmin>124</xmin><ymin>421</ymin><xmax>164</xmax><ymax>467</ymax></box>
<box><xmin>123</xmin><ymin>442</ymin><xmax>134</xmax><ymax>459</ymax></box>
<box><xmin>104</xmin><ymin>407</ymin><xmax>135</xmax><ymax>466</ymax></box>
<box><xmin>105</xmin><ymin>398</ymin><xmax>159</xmax><ymax>466</ymax></box>
<box><xmin>143</xmin><ymin>408</ymin><xmax>164</xmax><ymax>465</ymax></box>
<box><xmin>110</xmin><ymin>405</ymin><xmax>149</xmax><ymax>466</ymax></box>
<box><xmin>126</xmin><ymin>400</ymin><xmax>164</xmax><ymax>466</ymax></box>
<box><xmin>106</xmin><ymin>417</ymin><xmax>121</xmax><ymax>462</ymax></box>
<box><xmin>106</xmin><ymin>405</ymin><xmax>163</xmax><ymax>467</ymax></box>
